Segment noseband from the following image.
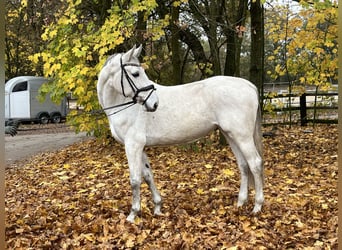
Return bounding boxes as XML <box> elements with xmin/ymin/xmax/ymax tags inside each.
<box><xmin>120</xmin><ymin>57</ymin><xmax>156</xmax><ymax>104</ymax></box>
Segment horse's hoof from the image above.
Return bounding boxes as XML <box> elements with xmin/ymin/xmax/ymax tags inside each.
<box><xmin>154</xmin><ymin>211</ymin><xmax>163</xmax><ymax>217</ymax></box>
<box><xmin>237</xmin><ymin>199</ymin><xmax>247</xmax><ymax>208</ymax></box>
<box><xmin>252</xmin><ymin>204</ymin><xmax>262</xmax><ymax>214</ymax></box>
<box><xmin>126</xmin><ymin>213</ymin><xmax>136</xmax><ymax>223</ymax></box>
<box><xmin>154</xmin><ymin>206</ymin><xmax>162</xmax><ymax>216</ymax></box>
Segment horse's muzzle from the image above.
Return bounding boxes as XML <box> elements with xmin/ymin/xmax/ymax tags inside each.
<box><xmin>142</xmin><ymin>87</ymin><xmax>158</xmax><ymax>112</ymax></box>
<box><xmin>145</xmin><ymin>101</ymin><xmax>158</xmax><ymax>112</ymax></box>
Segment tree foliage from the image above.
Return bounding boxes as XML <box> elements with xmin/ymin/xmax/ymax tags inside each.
<box><xmin>29</xmin><ymin>0</ymin><xmax>166</xmax><ymax>136</ymax></box>
<box><xmin>5</xmin><ymin>0</ymin><xmax>63</xmax><ymax>79</ymax></box>
<box><xmin>266</xmin><ymin>0</ymin><xmax>338</xmax><ymax>91</ymax></box>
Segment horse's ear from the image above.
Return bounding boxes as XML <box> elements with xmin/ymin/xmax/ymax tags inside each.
<box><xmin>122</xmin><ymin>45</ymin><xmax>136</xmax><ymax>62</ymax></box>
<box><xmin>133</xmin><ymin>44</ymin><xmax>143</xmax><ymax>58</ymax></box>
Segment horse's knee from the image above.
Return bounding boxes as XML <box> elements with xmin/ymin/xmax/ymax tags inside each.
<box><xmin>130</xmin><ymin>177</ymin><xmax>142</xmax><ymax>189</ymax></box>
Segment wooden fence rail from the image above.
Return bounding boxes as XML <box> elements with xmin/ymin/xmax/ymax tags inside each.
<box><xmin>263</xmin><ymin>92</ymin><xmax>338</xmax><ymax>126</ymax></box>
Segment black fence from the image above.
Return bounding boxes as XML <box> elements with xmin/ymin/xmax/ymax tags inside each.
<box><xmin>262</xmin><ymin>91</ymin><xmax>338</xmax><ymax>126</ymax></box>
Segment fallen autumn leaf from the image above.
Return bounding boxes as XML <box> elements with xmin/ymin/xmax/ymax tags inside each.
<box><xmin>5</xmin><ymin>125</ymin><xmax>337</xmax><ymax>249</ymax></box>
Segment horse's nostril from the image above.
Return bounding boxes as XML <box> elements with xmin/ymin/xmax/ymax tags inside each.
<box><xmin>154</xmin><ymin>103</ymin><xmax>158</xmax><ymax>110</ymax></box>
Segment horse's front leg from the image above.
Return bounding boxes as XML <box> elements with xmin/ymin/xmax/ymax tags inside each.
<box><xmin>125</xmin><ymin>141</ymin><xmax>144</xmax><ymax>223</ymax></box>
<box><xmin>142</xmin><ymin>152</ymin><xmax>162</xmax><ymax>216</ymax></box>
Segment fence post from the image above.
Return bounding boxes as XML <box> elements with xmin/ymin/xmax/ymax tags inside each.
<box><xmin>300</xmin><ymin>93</ymin><xmax>307</xmax><ymax>126</ymax></box>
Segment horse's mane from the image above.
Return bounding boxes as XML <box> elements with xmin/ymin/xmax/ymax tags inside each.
<box><xmin>103</xmin><ymin>53</ymin><xmax>120</xmax><ymax>68</ymax></box>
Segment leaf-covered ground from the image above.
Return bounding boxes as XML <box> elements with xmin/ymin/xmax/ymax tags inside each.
<box><xmin>6</xmin><ymin>125</ymin><xmax>337</xmax><ymax>249</ymax></box>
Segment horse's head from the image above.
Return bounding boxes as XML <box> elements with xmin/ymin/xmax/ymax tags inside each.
<box><xmin>104</xmin><ymin>45</ymin><xmax>158</xmax><ymax>112</ymax></box>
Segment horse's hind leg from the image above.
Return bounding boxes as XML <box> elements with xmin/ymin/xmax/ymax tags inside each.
<box><xmin>142</xmin><ymin>152</ymin><xmax>162</xmax><ymax>215</ymax></box>
<box><xmin>223</xmin><ymin>132</ymin><xmax>264</xmax><ymax>213</ymax></box>
<box><xmin>236</xmin><ymin>140</ymin><xmax>263</xmax><ymax>213</ymax></box>
<box><xmin>224</xmin><ymin>136</ymin><xmax>250</xmax><ymax>207</ymax></box>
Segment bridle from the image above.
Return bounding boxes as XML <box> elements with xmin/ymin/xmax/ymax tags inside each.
<box><xmin>120</xmin><ymin>57</ymin><xmax>156</xmax><ymax>105</ymax></box>
<box><xmin>95</xmin><ymin>56</ymin><xmax>156</xmax><ymax>117</ymax></box>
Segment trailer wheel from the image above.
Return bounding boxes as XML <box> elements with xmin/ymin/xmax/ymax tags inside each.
<box><xmin>50</xmin><ymin>112</ymin><xmax>62</xmax><ymax>124</ymax></box>
<box><xmin>37</xmin><ymin>112</ymin><xmax>50</xmax><ymax>124</ymax></box>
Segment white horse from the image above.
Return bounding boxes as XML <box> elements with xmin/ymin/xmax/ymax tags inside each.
<box><xmin>97</xmin><ymin>45</ymin><xmax>264</xmax><ymax>222</ymax></box>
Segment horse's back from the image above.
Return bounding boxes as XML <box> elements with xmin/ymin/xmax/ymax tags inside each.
<box><xmin>181</xmin><ymin>75</ymin><xmax>259</xmax><ymax>110</ymax></box>
<box><xmin>158</xmin><ymin>75</ymin><xmax>258</xmax><ymax>99</ymax></box>
<box><xmin>201</xmin><ymin>76</ymin><xmax>258</xmax><ymax>97</ymax></box>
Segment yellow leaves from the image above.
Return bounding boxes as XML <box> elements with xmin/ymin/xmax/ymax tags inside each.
<box><xmin>74</xmin><ymin>86</ymin><xmax>85</xmax><ymax>96</ymax></box>
<box><xmin>196</xmin><ymin>188</ymin><xmax>205</xmax><ymax>195</ymax></box>
<box><xmin>63</xmin><ymin>163</ymin><xmax>71</xmax><ymax>169</ymax></box>
<box><xmin>204</xmin><ymin>163</ymin><xmax>213</xmax><ymax>169</ymax></box>
<box><xmin>275</xmin><ymin>64</ymin><xmax>285</xmax><ymax>76</ymax></box>
<box><xmin>321</xmin><ymin>203</ymin><xmax>328</xmax><ymax>210</ymax></box>
<box><xmin>82</xmin><ymin>233</ymin><xmax>95</xmax><ymax>242</ymax></box>
<box><xmin>267</xmin><ymin>55</ymin><xmax>275</xmax><ymax>61</ymax></box>
<box><xmin>58</xmin><ymin>15</ymin><xmax>77</xmax><ymax>26</ymax></box>
<box><xmin>324</xmin><ymin>40</ymin><xmax>335</xmax><ymax>48</ymax></box>
<box><xmin>172</xmin><ymin>0</ymin><xmax>186</xmax><ymax>7</ymax></box>
<box><xmin>41</xmin><ymin>27</ymin><xmax>59</xmax><ymax>41</ymax></box>
<box><xmin>222</xmin><ymin>168</ymin><xmax>235</xmax><ymax>177</ymax></box>
<box><xmin>29</xmin><ymin>53</ymin><xmax>40</xmax><ymax>64</ymax></box>
<box><xmin>20</xmin><ymin>0</ymin><xmax>27</xmax><ymax>8</ymax></box>
<box><xmin>313</xmin><ymin>47</ymin><xmax>324</xmax><ymax>55</ymax></box>
<box><xmin>49</xmin><ymin>29</ymin><xmax>58</xmax><ymax>39</ymax></box>
<box><xmin>88</xmin><ymin>173</ymin><xmax>96</xmax><ymax>179</ymax></box>
<box><xmin>267</xmin><ymin>3</ymin><xmax>337</xmax><ymax>88</ymax></box>
<box><xmin>286</xmin><ymin>179</ymin><xmax>294</xmax><ymax>185</ymax></box>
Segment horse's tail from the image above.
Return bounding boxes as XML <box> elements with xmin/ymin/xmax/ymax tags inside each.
<box><xmin>248</xmin><ymin>102</ymin><xmax>264</xmax><ymax>188</ymax></box>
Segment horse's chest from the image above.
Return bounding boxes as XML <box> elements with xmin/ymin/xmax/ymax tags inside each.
<box><xmin>109</xmin><ymin>115</ymin><xmax>144</xmax><ymax>143</ymax></box>
<box><xmin>108</xmin><ymin>119</ymin><xmax>128</xmax><ymax>143</ymax></box>
<box><xmin>110</xmin><ymin>127</ymin><xmax>124</xmax><ymax>143</ymax></box>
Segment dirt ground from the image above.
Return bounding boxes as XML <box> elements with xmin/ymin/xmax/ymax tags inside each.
<box><xmin>5</xmin><ymin>123</ymin><xmax>90</xmax><ymax>166</ymax></box>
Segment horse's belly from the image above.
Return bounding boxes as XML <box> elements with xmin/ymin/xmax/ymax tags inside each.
<box><xmin>146</xmin><ymin>116</ymin><xmax>217</xmax><ymax>146</ymax></box>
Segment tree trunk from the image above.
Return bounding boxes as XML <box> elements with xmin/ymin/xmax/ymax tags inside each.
<box><xmin>224</xmin><ymin>29</ymin><xmax>237</xmax><ymax>76</ymax></box>
<box><xmin>179</xmin><ymin>29</ymin><xmax>208</xmax><ymax>78</ymax></box>
<box><xmin>170</xmin><ymin>5</ymin><xmax>182</xmax><ymax>84</ymax></box>
<box><xmin>223</xmin><ymin>0</ymin><xmax>247</xmax><ymax>77</ymax></box>
<box><xmin>250</xmin><ymin>0</ymin><xmax>264</xmax><ymax>102</ymax></box>
<box><xmin>207</xmin><ymin>2</ymin><xmax>221</xmax><ymax>76</ymax></box>
<box><xmin>189</xmin><ymin>0</ymin><xmax>221</xmax><ymax>76</ymax></box>
<box><xmin>136</xmin><ymin>11</ymin><xmax>147</xmax><ymax>57</ymax></box>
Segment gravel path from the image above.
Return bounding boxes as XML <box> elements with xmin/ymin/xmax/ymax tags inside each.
<box><xmin>5</xmin><ymin>124</ymin><xmax>90</xmax><ymax>166</ymax></box>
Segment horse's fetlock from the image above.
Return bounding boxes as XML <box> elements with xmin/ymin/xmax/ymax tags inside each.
<box><xmin>255</xmin><ymin>194</ymin><xmax>264</xmax><ymax>205</ymax></box>
<box><xmin>237</xmin><ymin>196</ymin><xmax>248</xmax><ymax>207</ymax></box>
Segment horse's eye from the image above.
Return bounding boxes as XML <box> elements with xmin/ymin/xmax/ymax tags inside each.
<box><xmin>132</xmin><ymin>72</ymin><xmax>139</xmax><ymax>77</ymax></box>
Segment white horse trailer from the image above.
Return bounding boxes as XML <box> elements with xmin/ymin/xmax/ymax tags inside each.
<box><xmin>5</xmin><ymin>76</ymin><xmax>68</xmax><ymax>124</ymax></box>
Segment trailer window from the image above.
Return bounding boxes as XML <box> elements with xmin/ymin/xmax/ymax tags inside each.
<box><xmin>12</xmin><ymin>81</ymin><xmax>28</xmax><ymax>92</ymax></box>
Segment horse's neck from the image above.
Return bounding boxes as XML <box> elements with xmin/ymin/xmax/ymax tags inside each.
<box><xmin>101</xmin><ymin>83</ymin><xmax>128</xmax><ymax>109</ymax></box>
